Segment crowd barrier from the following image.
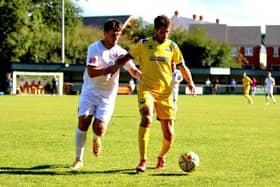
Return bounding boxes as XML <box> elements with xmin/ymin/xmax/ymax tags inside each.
<box><xmin>180</xmin><ymin>84</ymin><xmax>280</xmax><ymax>95</ymax></box>
<box><xmin>63</xmin><ymin>83</ymin><xmax>280</xmax><ymax>95</ymax></box>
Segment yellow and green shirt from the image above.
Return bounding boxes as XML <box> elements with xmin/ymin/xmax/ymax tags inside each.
<box><xmin>130</xmin><ymin>36</ymin><xmax>184</xmax><ymax>95</ymax></box>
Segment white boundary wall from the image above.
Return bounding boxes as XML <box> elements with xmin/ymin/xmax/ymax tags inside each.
<box><xmin>12</xmin><ymin>71</ymin><xmax>64</xmax><ymax>95</ymax></box>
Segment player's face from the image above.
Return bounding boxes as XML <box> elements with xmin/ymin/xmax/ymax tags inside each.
<box><xmin>103</xmin><ymin>29</ymin><xmax>122</xmax><ymax>49</ymax></box>
<box><xmin>155</xmin><ymin>26</ymin><xmax>170</xmax><ymax>44</ymax></box>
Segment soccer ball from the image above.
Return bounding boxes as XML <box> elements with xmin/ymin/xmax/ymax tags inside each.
<box><xmin>178</xmin><ymin>152</ymin><xmax>200</xmax><ymax>172</ymax></box>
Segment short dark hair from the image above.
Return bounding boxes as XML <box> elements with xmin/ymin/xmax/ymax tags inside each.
<box><xmin>104</xmin><ymin>19</ymin><xmax>122</xmax><ymax>32</ymax></box>
<box><xmin>154</xmin><ymin>15</ymin><xmax>170</xmax><ymax>29</ymax></box>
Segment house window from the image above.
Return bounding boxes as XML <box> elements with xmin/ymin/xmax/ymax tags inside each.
<box><xmin>273</xmin><ymin>47</ymin><xmax>279</xmax><ymax>57</ymax></box>
<box><xmin>245</xmin><ymin>48</ymin><xmax>253</xmax><ymax>56</ymax></box>
<box><xmin>231</xmin><ymin>48</ymin><xmax>238</xmax><ymax>57</ymax></box>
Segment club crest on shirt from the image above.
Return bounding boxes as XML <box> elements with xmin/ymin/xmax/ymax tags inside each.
<box><xmin>112</xmin><ymin>52</ymin><xmax>118</xmax><ymax>60</ymax></box>
<box><xmin>139</xmin><ymin>98</ymin><xmax>146</xmax><ymax>105</ymax></box>
<box><xmin>89</xmin><ymin>57</ymin><xmax>97</xmax><ymax>65</ymax></box>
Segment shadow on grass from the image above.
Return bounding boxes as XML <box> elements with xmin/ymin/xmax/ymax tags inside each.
<box><xmin>150</xmin><ymin>173</ymin><xmax>189</xmax><ymax>176</ymax></box>
<box><xmin>0</xmin><ymin>165</ymin><xmax>186</xmax><ymax>176</ymax></box>
<box><xmin>0</xmin><ymin>165</ymin><xmax>138</xmax><ymax>176</ymax></box>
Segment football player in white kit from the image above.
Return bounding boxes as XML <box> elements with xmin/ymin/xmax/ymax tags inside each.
<box><xmin>70</xmin><ymin>19</ymin><xmax>142</xmax><ymax>170</ymax></box>
<box><xmin>172</xmin><ymin>63</ymin><xmax>183</xmax><ymax>112</ymax></box>
<box><xmin>264</xmin><ymin>72</ymin><xmax>277</xmax><ymax>105</ymax></box>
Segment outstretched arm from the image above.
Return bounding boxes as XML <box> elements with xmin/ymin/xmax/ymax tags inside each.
<box><xmin>128</xmin><ymin>67</ymin><xmax>142</xmax><ymax>79</ymax></box>
<box><xmin>178</xmin><ymin>64</ymin><xmax>195</xmax><ymax>95</ymax></box>
<box><xmin>87</xmin><ymin>53</ymin><xmax>134</xmax><ymax>78</ymax></box>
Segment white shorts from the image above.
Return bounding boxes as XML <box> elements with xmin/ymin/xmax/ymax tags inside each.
<box><xmin>78</xmin><ymin>93</ymin><xmax>116</xmax><ymax>125</ymax></box>
<box><xmin>265</xmin><ymin>87</ymin><xmax>273</xmax><ymax>95</ymax></box>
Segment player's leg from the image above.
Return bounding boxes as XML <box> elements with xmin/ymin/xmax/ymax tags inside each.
<box><xmin>270</xmin><ymin>93</ymin><xmax>277</xmax><ymax>104</ymax></box>
<box><xmin>156</xmin><ymin>119</ymin><xmax>175</xmax><ymax>169</ymax></box>
<box><xmin>92</xmin><ymin>96</ymin><xmax>115</xmax><ymax>157</ymax></box>
<box><xmin>244</xmin><ymin>87</ymin><xmax>253</xmax><ymax>104</ymax></box>
<box><xmin>155</xmin><ymin>96</ymin><xmax>175</xmax><ymax>169</ymax></box>
<box><xmin>92</xmin><ymin>118</ymin><xmax>107</xmax><ymax>157</ymax></box>
<box><xmin>136</xmin><ymin>106</ymin><xmax>153</xmax><ymax>172</ymax></box>
<box><xmin>265</xmin><ymin>92</ymin><xmax>270</xmax><ymax>104</ymax></box>
<box><xmin>70</xmin><ymin>115</ymin><xmax>92</xmax><ymax>170</ymax></box>
<box><xmin>136</xmin><ymin>91</ymin><xmax>154</xmax><ymax>172</ymax></box>
<box><xmin>70</xmin><ymin>94</ymin><xmax>96</xmax><ymax>170</ymax></box>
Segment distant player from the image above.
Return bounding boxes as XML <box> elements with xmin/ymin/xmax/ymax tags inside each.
<box><xmin>172</xmin><ymin>62</ymin><xmax>183</xmax><ymax>112</ymax></box>
<box><xmin>70</xmin><ymin>19</ymin><xmax>142</xmax><ymax>170</ymax></box>
<box><xmin>242</xmin><ymin>72</ymin><xmax>254</xmax><ymax>104</ymax></box>
<box><xmin>264</xmin><ymin>72</ymin><xmax>277</xmax><ymax>104</ymax></box>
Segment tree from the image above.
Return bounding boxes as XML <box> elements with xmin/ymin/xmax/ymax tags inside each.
<box><xmin>179</xmin><ymin>28</ymin><xmax>237</xmax><ymax>68</ymax></box>
<box><xmin>0</xmin><ymin>0</ymin><xmax>83</xmax><ymax>92</ymax></box>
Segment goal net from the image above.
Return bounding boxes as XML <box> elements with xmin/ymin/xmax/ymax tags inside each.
<box><xmin>12</xmin><ymin>71</ymin><xmax>64</xmax><ymax>95</ymax></box>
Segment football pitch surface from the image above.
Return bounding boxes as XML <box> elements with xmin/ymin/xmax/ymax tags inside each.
<box><xmin>0</xmin><ymin>95</ymin><xmax>279</xmax><ymax>187</ymax></box>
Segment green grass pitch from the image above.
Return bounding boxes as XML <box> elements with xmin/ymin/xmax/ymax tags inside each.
<box><xmin>0</xmin><ymin>95</ymin><xmax>279</xmax><ymax>187</ymax></box>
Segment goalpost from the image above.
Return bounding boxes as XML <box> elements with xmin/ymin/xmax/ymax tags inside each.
<box><xmin>12</xmin><ymin>71</ymin><xmax>64</xmax><ymax>95</ymax></box>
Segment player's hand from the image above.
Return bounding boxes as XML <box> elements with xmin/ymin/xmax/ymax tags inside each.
<box><xmin>115</xmin><ymin>53</ymin><xmax>133</xmax><ymax>67</ymax></box>
<box><xmin>188</xmin><ymin>82</ymin><xmax>196</xmax><ymax>95</ymax></box>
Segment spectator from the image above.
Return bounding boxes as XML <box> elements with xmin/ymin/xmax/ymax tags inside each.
<box><xmin>51</xmin><ymin>76</ymin><xmax>58</xmax><ymax>95</ymax></box>
<box><xmin>6</xmin><ymin>77</ymin><xmax>13</xmax><ymax>94</ymax></box>
<box><xmin>37</xmin><ymin>81</ymin><xmax>44</xmax><ymax>95</ymax></box>
<box><xmin>251</xmin><ymin>77</ymin><xmax>257</xmax><ymax>96</ymax></box>
<box><xmin>30</xmin><ymin>80</ymin><xmax>37</xmax><ymax>94</ymax></box>
<box><xmin>212</xmin><ymin>79</ymin><xmax>219</xmax><ymax>95</ymax></box>
<box><xmin>23</xmin><ymin>81</ymin><xmax>30</xmax><ymax>94</ymax></box>
<box><xmin>44</xmin><ymin>81</ymin><xmax>52</xmax><ymax>94</ymax></box>
<box><xmin>230</xmin><ymin>78</ymin><xmax>237</xmax><ymax>94</ymax></box>
<box><xmin>205</xmin><ymin>78</ymin><xmax>212</xmax><ymax>94</ymax></box>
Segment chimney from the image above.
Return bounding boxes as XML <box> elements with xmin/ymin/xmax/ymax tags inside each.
<box><xmin>216</xmin><ymin>18</ymin><xmax>220</xmax><ymax>24</ymax></box>
<box><xmin>192</xmin><ymin>14</ymin><xmax>197</xmax><ymax>20</ymax></box>
<box><xmin>199</xmin><ymin>15</ymin><xmax>203</xmax><ymax>21</ymax></box>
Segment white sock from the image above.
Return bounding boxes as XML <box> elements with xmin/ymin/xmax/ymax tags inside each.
<box><xmin>266</xmin><ymin>96</ymin><xmax>269</xmax><ymax>103</ymax></box>
<box><xmin>75</xmin><ymin>128</ymin><xmax>87</xmax><ymax>161</ymax></box>
<box><xmin>271</xmin><ymin>95</ymin><xmax>276</xmax><ymax>103</ymax></box>
<box><xmin>93</xmin><ymin>132</ymin><xmax>101</xmax><ymax>140</ymax></box>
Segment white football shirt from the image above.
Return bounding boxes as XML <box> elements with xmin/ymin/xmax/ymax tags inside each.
<box><xmin>81</xmin><ymin>40</ymin><xmax>135</xmax><ymax>97</ymax></box>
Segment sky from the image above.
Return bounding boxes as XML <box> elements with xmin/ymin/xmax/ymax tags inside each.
<box><xmin>72</xmin><ymin>0</ymin><xmax>280</xmax><ymax>33</ymax></box>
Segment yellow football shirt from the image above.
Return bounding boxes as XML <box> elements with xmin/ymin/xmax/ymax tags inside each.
<box><xmin>242</xmin><ymin>76</ymin><xmax>251</xmax><ymax>87</ymax></box>
<box><xmin>130</xmin><ymin>37</ymin><xmax>184</xmax><ymax>95</ymax></box>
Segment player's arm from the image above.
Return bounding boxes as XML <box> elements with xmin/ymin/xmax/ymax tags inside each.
<box><xmin>87</xmin><ymin>53</ymin><xmax>133</xmax><ymax>78</ymax></box>
<box><xmin>87</xmin><ymin>64</ymin><xmax>119</xmax><ymax>78</ymax></box>
<box><xmin>272</xmin><ymin>78</ymin><xmax>275</xmax><ymax>87</ymax></box>
<box><xmin>178</xmin><ymin>63</ymin><xmax>195</xmax><ymax>95</ymax></box>
<box><xmin>128</xmin><ymin>66</ymin><xmax>142</xmax><ymax>79</ymax></box>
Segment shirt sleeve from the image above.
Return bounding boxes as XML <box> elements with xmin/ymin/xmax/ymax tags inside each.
<box><xmin>123</xmin><ymin>60</ymin><xmax>136</xmax><ymax>70</ymax></box>
<box><xmin>86</xmin><ymin>46</ymin><xmax>99</xmax><ymax>67</ymax></box>
<box><xmin>171</xmin><ymin>42</ymin><xmax>185</xmax><ymax>65</ymax></box>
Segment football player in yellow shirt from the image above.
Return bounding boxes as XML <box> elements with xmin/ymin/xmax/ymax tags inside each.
<box><xmin>129</xmin><ymin>15</ymin><xmax>195</xmax><ymax>172</ymax></box>
<box><xmin>242</xmin><ymin>72</ymin><xmax>254</xmax><ymax>104</ymax></box>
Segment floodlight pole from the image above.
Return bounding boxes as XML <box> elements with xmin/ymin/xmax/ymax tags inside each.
<box><xmin>62</xmin><ymin>0</ymin><xmax>65</xmax><ymax>64</ymax></box>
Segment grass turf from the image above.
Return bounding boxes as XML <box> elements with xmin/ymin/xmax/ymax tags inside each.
<box><xmin>0</xmin><ymin>95</ymin><xmax>279</xmax><ymax>187</ymax></box>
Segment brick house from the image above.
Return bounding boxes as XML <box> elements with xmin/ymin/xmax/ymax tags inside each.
<box><xmin>189</xmin><ymin>23</ymin><xmax>228</xmax><ymax>43</ymax></box>
<box><xmin>265</xmin><ymin>25</ymin><xmax>280</xmax><ymax>70</ymax></box>
<box><xmin>227</xmin><ymin>26</ymin><xmax>261</xmax><ymax>69</ymax></box>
